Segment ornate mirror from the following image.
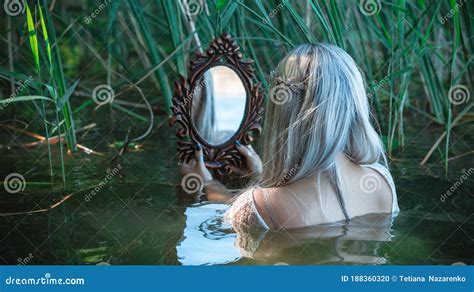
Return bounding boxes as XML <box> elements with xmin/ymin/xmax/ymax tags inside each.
<box><xmin>169</xmin><ymin>33</ymin><xmax>264</xmax><ymax>175</ymax></box>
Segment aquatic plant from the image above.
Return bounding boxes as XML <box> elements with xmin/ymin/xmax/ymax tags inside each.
<box><xmin>0</xmin><ymin>0</ymin><xmax>472</xmax><ymax>179</ymax></box>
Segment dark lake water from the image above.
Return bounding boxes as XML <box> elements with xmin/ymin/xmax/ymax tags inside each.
<box><xmin>0</xmin><ymin>117</ymin><xmax>472</xmax><ymax>265</ymax></box>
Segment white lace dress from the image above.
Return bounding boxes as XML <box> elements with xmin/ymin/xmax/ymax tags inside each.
<box><xmin>224</xmin><ymin>163</ymin><xmax>399</xmax><ymax>230</ymax></box>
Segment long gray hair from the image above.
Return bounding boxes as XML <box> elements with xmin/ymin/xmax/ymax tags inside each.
<box><xmin>260</xmin><ymin>44</ymin><xmax>387</xmax><ymax>206</ymax></box>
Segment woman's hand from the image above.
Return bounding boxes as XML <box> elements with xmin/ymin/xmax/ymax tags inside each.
<box><xmin>180</xmin><ymin>141</ymin><xmax>262</xmax><ymax>189</ymax></box>
<box><xmin>180</xmin><ymin>144</ymin><xmax>214</xmax><ymax>185</ymax></box>
<box><xmin>180</xmin><ymin>144</ymin><xmax>232</xmax><ymax>201</ymax></box>
<box><xmin>230</xmin><ymin>141</ymin><xmax>263</xmax><ymax>178</ymax></box>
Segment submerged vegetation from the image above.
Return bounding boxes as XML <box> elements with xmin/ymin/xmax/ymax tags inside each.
<box><xmin>0</xmin><ymin>0</ymin><xmax>472</xmax><ymax>182</ymax></box>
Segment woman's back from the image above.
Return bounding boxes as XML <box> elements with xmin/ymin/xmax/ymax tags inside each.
<box><xmin>226</xmin><ymin>154</ymin><xmax>399</xmax><ymax>230</ymax></box>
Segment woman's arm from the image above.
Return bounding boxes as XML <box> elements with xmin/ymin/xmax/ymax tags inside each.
<box><xmin>203</xmin><ymin>179</ymin><xmax>234</xmax><ymax>202</ymax></box>
<box><xmin>180</xmin><ymin>141</ymin><xmax>262</xmax><ymax>202</ymax></box>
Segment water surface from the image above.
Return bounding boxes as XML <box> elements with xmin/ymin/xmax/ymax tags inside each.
<box><xmin>0</xmin><ymin>117</ymin><xmax>472</xmax><ymax>265</ymax></box>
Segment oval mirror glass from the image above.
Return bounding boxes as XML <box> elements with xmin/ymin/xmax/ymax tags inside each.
<box><xmin>191</xmin><ymin>66</ymin><xmax>247</xmax><ymax>146</ymax></box>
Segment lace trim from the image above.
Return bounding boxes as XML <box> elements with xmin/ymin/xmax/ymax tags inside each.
<box><xmin>224</xmin><ymin>190</ymin><xmax>269</xmax><ymax>230</ymax></box>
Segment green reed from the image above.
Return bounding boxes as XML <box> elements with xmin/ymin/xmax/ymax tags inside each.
<box><xmin>0</xmin><ymin>0</ymin><xmax>472</xmax><ymax>174</ymax></box>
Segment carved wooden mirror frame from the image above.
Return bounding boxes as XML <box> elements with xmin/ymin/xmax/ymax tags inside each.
<box><xmin>169</xmin><ymin>32</ymin><xmax>264</xmax><ymax>175</ymax></box>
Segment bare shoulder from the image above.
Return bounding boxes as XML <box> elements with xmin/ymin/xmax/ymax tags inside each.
<box><xmin>354</xmin><ymin>165</ymin><xmax>394</xmax><ymax>213</ymax></box>
<box><xmin>252</xmin><ymin>186</ymin><xmax>290</xmax><ymax>229</ymax></box>
<box><xmin>252</xmin><ymin>185</ymin><xmax>307</xmax><ymax>228</ymax></box>
<box><xmin>337</xmin><ymin>154</ymin><xmax>394</xmax><ymax>214</ymax></box>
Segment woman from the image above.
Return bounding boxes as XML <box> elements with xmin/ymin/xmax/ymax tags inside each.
<box><xmin>181</xmin><ymin>43</ymin><xmax>399</xmax><ymax>230</ymax></box>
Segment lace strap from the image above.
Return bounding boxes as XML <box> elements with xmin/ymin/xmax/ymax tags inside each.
<box><xmin>258</xmin><ymin>188</ymin><xmax>280</xmax><ymax>228</ymax></box>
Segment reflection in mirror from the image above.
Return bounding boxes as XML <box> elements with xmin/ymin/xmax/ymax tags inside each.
<box><xmin>192</xmin><ymin>66</ymin><xmax>246</xmax><ymax>146</ymax></box>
